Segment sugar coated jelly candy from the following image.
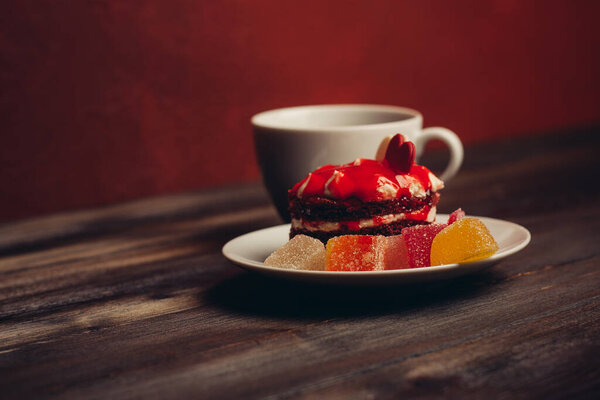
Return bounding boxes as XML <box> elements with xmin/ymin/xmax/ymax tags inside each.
<box><xmin>326</xmin><ymin>235</ymin><xmax>386</xmax><ymax>271</ymax></box>
<box><xmin>326</xmin><ymin>235</ymin><xmax>410</xmax><ymax>271</ymax></box>
<box><xmin>430</xmin><ymin>217</ymin><xmax>499</xmax><ymax>266</ymax></box>
<box><xmin>383</xmin><ymin>235</ymin><xmax>410</xmax><ymax>270</ymax></box>
<box><xmin>264</xmin><ymin>235</ymin><xmax>326</xmax><ymax>270</ymax></box>
<box><xmin>401</xmin><ymin>224</ymin><xmax>448</xmax><ymax>268</ymax></box>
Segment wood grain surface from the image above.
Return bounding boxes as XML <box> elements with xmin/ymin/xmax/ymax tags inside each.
<box><xmin>1</xmin><ymin>130</ymin><xmax>599</xmax><ymax>399</ymax></box>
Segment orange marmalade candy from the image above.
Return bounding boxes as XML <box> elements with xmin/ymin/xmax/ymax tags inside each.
<box><xmin>325</xmin><ymin>235</ymin><xmax>386</xmax><ymax>271</ymax></box>
<box><xmin>430</xmin><ymin>217</ymin><xmax>499</xmax><ymax>266</ymax></box>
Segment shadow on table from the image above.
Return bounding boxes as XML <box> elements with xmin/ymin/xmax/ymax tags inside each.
<box><xmin>203</xmin><ymin>269</ymin><xmax>506</xmax><ymax>320</ymax></box>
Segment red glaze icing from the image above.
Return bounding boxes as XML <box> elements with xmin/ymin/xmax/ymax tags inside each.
<box><xmin>290</xmin><ymin>158</ymin><xmax>439</xmax><ymax>202</ymax></box>
<box><xmin>373</xmin><ymin>215</ymin><xmax>387</xmax><ymax>225</ymax></box>
<box><xmin>343</xmin><ymin>221</ymin><xmax>361</xmax><ymax>231</ymax></box>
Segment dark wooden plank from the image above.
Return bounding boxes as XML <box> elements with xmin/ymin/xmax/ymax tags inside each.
<box><xmin>0</xmin><ymin>183</ymin><xmax>277</xmax><ymax>256</ymax></box>
<box><xmin>0</xmin><ymin>130</ymin><xmax>599</xmax><ymax>399</ymax></box>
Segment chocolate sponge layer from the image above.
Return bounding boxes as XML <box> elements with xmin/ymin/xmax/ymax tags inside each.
<box><xmin>289</xmin><ymin>192</ymin><xmax>438</xmax><ymax>221</ymax></box>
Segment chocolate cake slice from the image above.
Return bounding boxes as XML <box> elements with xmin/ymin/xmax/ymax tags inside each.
<box><xmin>288</xmin><ymin>134</ymin><xmax>444</xmax><ymax>243</ymax></box>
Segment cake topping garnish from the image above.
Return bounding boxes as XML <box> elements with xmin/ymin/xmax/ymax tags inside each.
<box><xmin>383</xmin><ymin>134</ymin><xmax>415</xmax><ymax>173</ymax></box>
<box><xmin>324</xmin><ymin>170</ymin><xmax>356</xmax><ymax>199</ymax></box>
<box><xmin>290</xmin><ymin>134</ymin><xmax>441</xmax><ymax>201</ymax></box>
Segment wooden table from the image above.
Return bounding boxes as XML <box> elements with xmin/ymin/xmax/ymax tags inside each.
<box><xmin>2</xmin><ymin>131</ymin><xmax>599</xmax><ymax>399</ymax></box>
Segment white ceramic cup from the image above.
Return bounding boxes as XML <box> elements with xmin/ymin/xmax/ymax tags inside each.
<box><xmin>252</xmin><ymin>104</ymin><xmax>463</xmax><ymax>221</ymax></box>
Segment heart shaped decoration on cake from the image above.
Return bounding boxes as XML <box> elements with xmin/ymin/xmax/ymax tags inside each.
<box><xmin>384</xmin><ymin>134</ymin><xmax>415</xmax><ymax>173</ymax></box>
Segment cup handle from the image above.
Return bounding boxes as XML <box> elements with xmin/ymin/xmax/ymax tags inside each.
<box><xmin>414</xmin><ymin>127</ymin><xmax>464</xmax><ymax>182</ymax></box>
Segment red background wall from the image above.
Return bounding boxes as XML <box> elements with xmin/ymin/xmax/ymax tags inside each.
<box><xmin>1</xmin><ymin>0</ymin><xmax>599</xmax><ymax>222</ymax></box>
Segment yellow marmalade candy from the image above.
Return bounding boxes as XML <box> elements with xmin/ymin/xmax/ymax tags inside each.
<box><xmin>430</xmin><ymin>217</ymin><xmax>499</xmax><ymax>266</ymax></box>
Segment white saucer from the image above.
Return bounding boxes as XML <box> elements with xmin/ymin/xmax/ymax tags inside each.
<box><xmin>222</xmin><ymin>215</ymin><xmax>531</xmax><ymax>285</ymax></box>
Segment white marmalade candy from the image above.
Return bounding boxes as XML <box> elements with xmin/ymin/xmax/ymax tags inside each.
<box><xmin>264</xmin><ymin>235</ymin><xmax>326</xmax><ymax>271</ymax></box>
